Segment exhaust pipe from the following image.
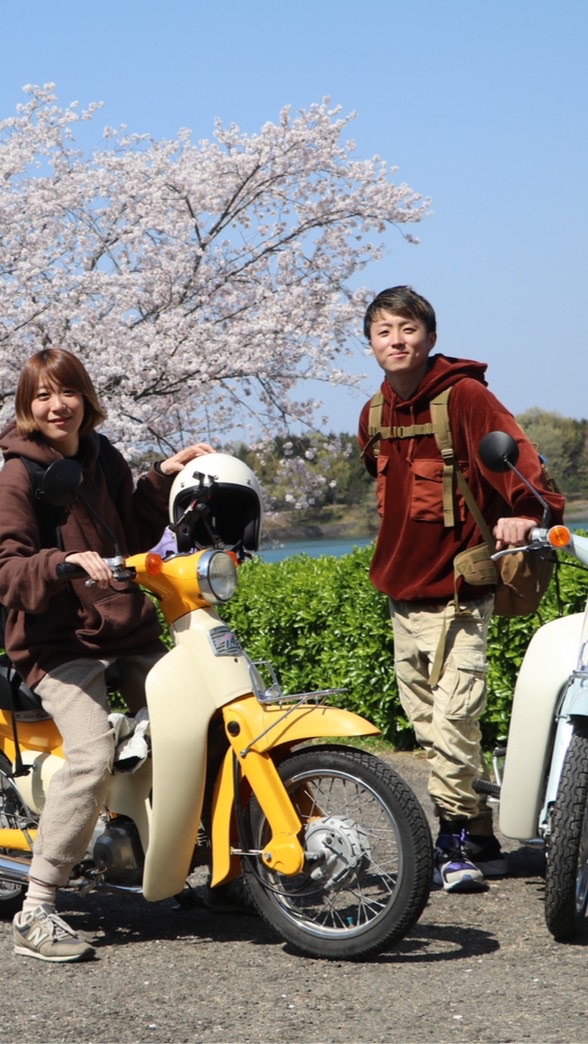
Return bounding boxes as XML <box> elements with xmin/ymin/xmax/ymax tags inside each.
<box><xmin>0</xmin><ymin>853</ymin><xmax>30</xmax><ymax>886</ymax></box>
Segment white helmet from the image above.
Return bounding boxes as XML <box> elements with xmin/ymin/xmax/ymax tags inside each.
<box><xmin>168</xmin><ymin>452</ymin><xmax>264</xmax><ymax>554</ymax></box>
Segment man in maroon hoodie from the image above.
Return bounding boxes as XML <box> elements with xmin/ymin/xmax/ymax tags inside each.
<box><xmin>358</xmin><ymin>286</ymin><xmax>564</xmax><ymax>892</ymax></box>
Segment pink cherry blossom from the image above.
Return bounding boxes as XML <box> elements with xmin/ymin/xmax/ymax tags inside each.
<box><xmin>0</xmin><ymin>86</ymin><xmax>430</xmax><ymax>464</ymax></box>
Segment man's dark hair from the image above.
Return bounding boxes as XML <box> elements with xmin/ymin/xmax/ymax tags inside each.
<box><xmin>363</xmin><ymin>285</ymin><xmax>437</xmax><ymax>340</ymax></box>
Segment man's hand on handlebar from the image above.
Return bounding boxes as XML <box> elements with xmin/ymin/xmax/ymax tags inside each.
<box><xmin>493</xmin><ymin>517</ymin><xmax>536</xmax><ymax>551</ymax></box>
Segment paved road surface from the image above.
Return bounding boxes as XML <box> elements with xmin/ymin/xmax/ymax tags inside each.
<box><xmin>2</xmin><ymin>751</ymin><xmax>587</xmax><ymax>1044</ymax></box>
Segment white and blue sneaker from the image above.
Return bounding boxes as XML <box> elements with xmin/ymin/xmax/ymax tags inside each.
<box><xmin>434</xmin><ymin>830</ymin><xmax>486</xmax><ymax>892</ymax></box>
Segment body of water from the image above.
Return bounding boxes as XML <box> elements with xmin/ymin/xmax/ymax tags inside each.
<box><xmin>258</xmin><ymin>516</ymin><xmax>588</xmax><ymax>564</ymax></box>
<box><xmin>259</xmin><ymin>535</ymin><xmax>373</xmax><ymax>564</ymax></box>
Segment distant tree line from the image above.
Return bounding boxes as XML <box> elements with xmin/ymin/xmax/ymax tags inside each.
<box><xmin>516</xmin><ymin>409</ymin><xmax>588</xmax><ymax>500</ymax></box>
<box><xmin>229</xmin><ymin>409</ymin><xmax>588</xmax><ymax>519</ymax></box>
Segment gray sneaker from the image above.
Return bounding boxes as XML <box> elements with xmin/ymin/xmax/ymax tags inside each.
<box><xmin>13</xmin><ymin>904</ymin><xmax>95</xmax><ymax>963</ymax></box>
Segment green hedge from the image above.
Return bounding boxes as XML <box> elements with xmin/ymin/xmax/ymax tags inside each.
<box><xmin>220</xmin><ymin>543</ymin><xmax>588</xmax><ymax>750</ymax></box>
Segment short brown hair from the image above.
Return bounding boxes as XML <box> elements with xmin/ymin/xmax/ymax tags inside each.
<box><xmin>363</xmin><ymin>285</ymin><xmax>437</xmax><ymax>340</ymax></box>
<box><xmin>15</xmin><ymin>348</ymin><xmax>107</xmax><ymax>437</ymax></box>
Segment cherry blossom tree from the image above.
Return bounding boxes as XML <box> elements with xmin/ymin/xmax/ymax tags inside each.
<box><xmin>0</xmin><ymin>85</ymin><xmax>430</xmax><ymax>462</ymax></box>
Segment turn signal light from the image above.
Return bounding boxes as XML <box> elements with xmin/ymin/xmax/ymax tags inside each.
<box><xmin>145</xmin><ymin>553</ymin><xmax>164</xmax><ymax>575</ymax></box>
<box><xmin>548</xmin><ymin>526</ymin><xmax>572</xmax><ymax>548</ymax></box>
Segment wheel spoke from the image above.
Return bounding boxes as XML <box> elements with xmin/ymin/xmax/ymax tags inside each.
<box><xmin>244</xmin><ymin>746</ymin><xmax>432</xmax><ymax>958</ymax></box>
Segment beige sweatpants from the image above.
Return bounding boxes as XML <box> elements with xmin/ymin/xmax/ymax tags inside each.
<box><xmin>390</xmin><ymin>595</ymin><xmax>494</xmax><ymax>834</ymax></box>
<box><xmin>31</xmin><ymin>648</ymin><xmax>165</xmax><ymax>886</ymax></box>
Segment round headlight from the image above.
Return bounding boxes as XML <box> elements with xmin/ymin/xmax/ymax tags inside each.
<box><xmin>196</xmin><ymin>550</ymin><xmax>238</xmax><ymax>603</ymax></box>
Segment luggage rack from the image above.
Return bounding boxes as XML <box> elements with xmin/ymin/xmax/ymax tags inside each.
<box><xmin>241</xmin><ymin>661</ymin><xmax>347</xmax><ymax>759</ymax></box>
<box><xmin>249</xmin><ymin>660</ymin><xmax>345</xmax><ymax>707</ymax></box>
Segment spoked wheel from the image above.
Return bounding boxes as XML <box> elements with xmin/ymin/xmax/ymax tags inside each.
<box><xmin>242</xmin><ymin>745</ymin><xmax>433</xmax><ymax>960</ymax></box>
<box><xmin>544</xmin><ymin>725</ymin><xmax>588</xmax><ymax>941</ymax></box>
<box><xmin>0</xmin><ymin>752</ymin><xmax>29</xmax><ymax>917</ymax></box>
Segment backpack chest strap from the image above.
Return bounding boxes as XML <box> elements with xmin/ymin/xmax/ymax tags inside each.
<box><xmin>366</xmin><ymin>386</ymin><xmax>456</xmax><ymax>527</ymax></box>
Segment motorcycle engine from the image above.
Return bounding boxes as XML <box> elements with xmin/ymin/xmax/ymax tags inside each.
<box><xmin>92</xmin><ymin>818</ymin><xmax>144</xmax><ymax>885</ymax></box>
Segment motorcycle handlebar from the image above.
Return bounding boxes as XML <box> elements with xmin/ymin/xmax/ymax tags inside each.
<box><xmin>56</xmin><ymin>557</ymin><xmax>131</xmax><ymax>583</ymax></box>
<box><xmin>491</xmin><ymin>525</ymin><xmax>588</xmax><ymax>570</ymax></box>
<box><xmin>56</xmin><ymin>562</ymin><xmax>88</xmax><ymax>579</ymax></box>
<box><xmin>491</xmin><ymin>528</ymin><xmax>551</xmax><ymax>561</ymax></box>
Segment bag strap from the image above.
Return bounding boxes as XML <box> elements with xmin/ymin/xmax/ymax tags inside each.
<box><xmin>453</xmin><ymin>468</ymin><xmax>496</xmax><ymax>553</ymax></box>
<box><xmin>429</xmin><ymin>387</ymin><xmax>455</xmax><ymax>527</ymax></box>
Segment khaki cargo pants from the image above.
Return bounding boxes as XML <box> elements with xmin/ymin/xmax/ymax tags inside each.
<box><xmin>390</xmin><ymin>595</ymin><xmax>494</xmax><ymax>833</ymax></box>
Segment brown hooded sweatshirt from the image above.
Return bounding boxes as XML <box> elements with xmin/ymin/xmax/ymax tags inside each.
<box><xmin>0</xmin><ymin>423</ymin><xmax>173</xmax><ymax>688</ymax></box>
<box><xmin>358</xmin><ymin>354</ymin><xmax>565</xmax><ymax>602</ymax></box>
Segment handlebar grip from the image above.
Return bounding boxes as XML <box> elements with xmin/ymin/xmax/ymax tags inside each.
<box><xmin>56</xmin><ymin>562</ymin><xmax>88</xmax><ymax>579</ymax></box>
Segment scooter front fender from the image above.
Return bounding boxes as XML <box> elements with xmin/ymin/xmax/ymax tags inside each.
<box><xmin>499</xmin><ymin>613</ymin><xmax>583</xmax><ymax>840</ymax></box>
<box><xmin>209</xmin><ymin>696</ymin><xmax>380</xmax><ymax>885</ymax></box>
<box><xmin>223</xmin><ymin>695</ymin><xmax>380</xmax><ymax>753</ymax></box>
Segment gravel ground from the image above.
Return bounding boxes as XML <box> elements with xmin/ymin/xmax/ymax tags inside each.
<box><xmin>2</xmin><ymin>750</ymin><xmax>587</xmax><ymax>1044</ymax></box>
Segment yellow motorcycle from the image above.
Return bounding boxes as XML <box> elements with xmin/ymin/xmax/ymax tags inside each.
<box><xmin>0</xmin><ymin>453</ymin><xmax>432</xmax><ymax>960</ymax></box>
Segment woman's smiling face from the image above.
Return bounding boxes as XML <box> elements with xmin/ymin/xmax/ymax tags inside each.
<box><xmin>31</xmin><ymin>380</ymin><xmax>85</xmax><ymax>455</ymax></box>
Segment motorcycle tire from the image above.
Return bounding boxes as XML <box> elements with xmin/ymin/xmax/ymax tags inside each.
<box><xmin>0</xmin><ymin>751</ymin><xmax>28</xmax><ymax>917</ymax></box>
<box><xmin>242</xmin><ymin>744</ymin><xmax>433</xmax><ymax>960</ymax></box>
<box><xmin>544</xmin><ymin>724</ymin><xmax>588</xmax><ymax>942</ymax></box>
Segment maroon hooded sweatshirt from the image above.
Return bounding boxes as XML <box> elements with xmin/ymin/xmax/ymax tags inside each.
<box><xmin>358</xmin><ymin>354</ymin><xmax>565</xmax><ymax>603</ymax></box>
<box><xmin>0</xmin><ymin>423</ymin><xmax>173</xmax><ymax>688</ymax></box>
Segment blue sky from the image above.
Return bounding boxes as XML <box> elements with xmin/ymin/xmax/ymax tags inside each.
<box><xmin>1</xmin><ymin>0</ymin><xmax>587</xmax><ymax>430</ymax></box>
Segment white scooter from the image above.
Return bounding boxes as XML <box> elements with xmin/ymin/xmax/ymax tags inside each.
<box><xmin>477</xmin><ymin>431</ymin><xmax>588</xmax><ymax>941</ymax></box>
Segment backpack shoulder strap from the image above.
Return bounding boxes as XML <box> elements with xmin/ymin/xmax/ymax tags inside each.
<box><xmin>365</xmin><ymin>392</ymin><xmax>388</xmax><ymax>458</ymax></box>
<box><xmin>18</xmin><ymin>457</ymin><xmax>64</xmax><ymax>549</ymax></box>
<box><xmin>19</xmin><ymin>455</ymin><xmax>46</xmax><ymax>493</ymax></box>
<box><xmin>365</xmin><ymin>384</ymin><xmax>496</xmax><ymax>539</ymax></box>
<box><xmin>429</xmin><ymin>387</ymin><xmax>455</xmax><ymax>527</ymax></box>
<box><xmin>96</xmin><ymin>433</ymin><xmax>125</xmax><ymax>505</ymax></box>
<box><xmin>429</xmin><ymin>389</ymin><xmax>496</xmax><ymax>548</ymax></box>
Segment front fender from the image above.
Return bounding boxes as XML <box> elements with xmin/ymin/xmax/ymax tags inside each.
<box><xmin>209</xmin><ymin>696</ymin><xmax>379</xmax><ymax>885</ymax></box>
<box><xmin>499</xmin><ymin>613</ymin><xmax>583</xmax><ymax>840</ymax></box>
<box><xmin>224</xmin><ymin>695</ymin><xmax>380</xmax><ymax>753</ymax></box>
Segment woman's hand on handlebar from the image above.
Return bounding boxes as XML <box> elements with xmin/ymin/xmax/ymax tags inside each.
<box><xmin>64</xmin><ymin>551</ymin><xmax>114</xmax><ymax>587</ymax></box>
<box><xmin>493</xmin><ymin>517</ymin><xmax>535</xmax><ymax>551</ymax></box>
<box><xmin>159</xmin><ymin>443</ymin><xmax>215</xmax><ymax>476</ymax></box>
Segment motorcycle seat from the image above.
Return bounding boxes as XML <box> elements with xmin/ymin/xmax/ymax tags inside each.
<box><xmin>0</xmin><ymin>655</ymin><xmax>48</xmax><ymax>717</ymax></box>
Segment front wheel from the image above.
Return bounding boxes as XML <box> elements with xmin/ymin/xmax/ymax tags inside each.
<box><xmin>544</xmin><ymin>725</ymin><xmax>588</xmax><ymax>941</ymax></box>
<box><xmin>242</xmin><ymin>745</ymin><xmax>433</xmax><ymax>960</ymax></box>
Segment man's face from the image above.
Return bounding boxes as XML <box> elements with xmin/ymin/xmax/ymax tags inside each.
<box><xmin>369</xmin><ymin>309</ymin><xmax>436</xmax><ymax>384</ymax></box>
